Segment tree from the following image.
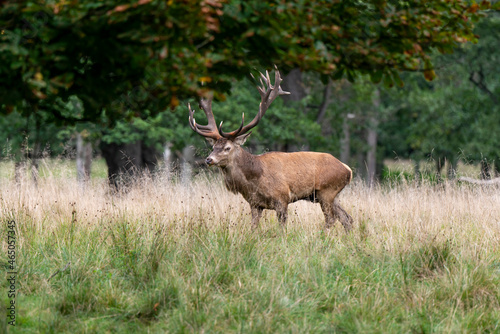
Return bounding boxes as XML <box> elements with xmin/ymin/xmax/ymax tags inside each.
<box><xmin>1</xmin><ymin>0</ymin><xmax>495</xmax><ymax>186</ymax></box>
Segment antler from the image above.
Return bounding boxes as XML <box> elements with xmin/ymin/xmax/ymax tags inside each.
<box><xmin>219</xmin><ymin>66</ymin><xmax>290</xmax><ymax>139</ymax></box>
<box><xmin>188</xmin><ymin>98</ymin><xmax>222</xmax><ymax>141</ymax></box>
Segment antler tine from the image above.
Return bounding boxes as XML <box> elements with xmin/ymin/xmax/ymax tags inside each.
<box><xmin>217</xmin><ymin>66</ymin><xmax>290</xmax><ymax>140</ymax></box>
<box><xmin>225</xmin><ymin>67</ymin><xmax>290</xmax><ymax>138</ymax></box>
<box><xmin>188</xmin><ymin>98</ymin><xmax>222</xmax><ymax>140</ymax></box>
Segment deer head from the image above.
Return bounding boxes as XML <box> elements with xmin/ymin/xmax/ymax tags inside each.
<box><xmin>188</xmin><ymin>66</ymin><xmax>290</xmax><ymax>167</ymax></box>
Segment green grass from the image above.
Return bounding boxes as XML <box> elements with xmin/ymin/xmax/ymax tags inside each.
<box><xmin>0</xmin><ymin>158</ymin><xmax>108</xmax><ymax>180</ymax></box>
<box><xmin>1</xmin><ymin>162</ymin><xmax>499</xmax><ymax>333</ymax></box>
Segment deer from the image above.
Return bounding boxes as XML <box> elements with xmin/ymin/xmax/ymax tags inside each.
<box><xmin>188</xmin><ymin>67</ymin><xmax>354</xmax><ymax>230</ymax></box>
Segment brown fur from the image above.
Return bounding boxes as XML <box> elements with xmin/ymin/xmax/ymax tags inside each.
<box><xmin>207</xmin><ymin>138</ymin><xmax>353</xmax><ymax>230</ymax></box>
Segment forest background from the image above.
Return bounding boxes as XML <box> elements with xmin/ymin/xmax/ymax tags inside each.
<box><xmin>1</xmin><ymin>0</ymin><xmax>500</xmax><ymax>186</ymax></box>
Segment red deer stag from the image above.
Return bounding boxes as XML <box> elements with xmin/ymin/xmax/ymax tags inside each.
<box><xmin>188</xmin><ymin>67</ymin><xmax>353</xmax><ymax>230</ymax></box>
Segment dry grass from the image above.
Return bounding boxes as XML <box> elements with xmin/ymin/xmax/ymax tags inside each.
<box><xmin>1</xmin><ymin>165</ymin><xmax>499</xmax><ymax>333</ymax></box>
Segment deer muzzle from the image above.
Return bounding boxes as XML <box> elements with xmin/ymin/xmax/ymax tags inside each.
<box><xmin>205</xmin><ymin>157</ymin><xmax>215</xmax><ymax>166</ymax></box>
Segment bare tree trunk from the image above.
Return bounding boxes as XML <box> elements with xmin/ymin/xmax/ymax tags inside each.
<box><xmin>163</xmin><ymin>143</ymin><xmax>173</xmax><ymax>177</ymax></box>
<box><xmin>280</xmin><ymin>68</ymin><xmax>307</xmax><ymax>104</ymax></box>
<box><xmin>480</xmin><ymin>159</ymin><xmax>491</xmax><ymax>180</ymax></box>
<box><xmin>100</xmin><ymin>141</ymin><xmax>142</xmax><ymax>190</ymax></box>
<box><xmin>30</xmin><ymin>113</ymin><xmax>41</xmax><ymax>186</ymax></box>
<box><xmin>413</xmin><ymin>159</ymin><xmax>421</xmax><ymax>183</ymax></box>
<box><xmin>280</xmin><ymin>68</ymin><xmax>308</xmax><ymax>152</ymax></box>
<box><xmin>340</xmin><ymin>116</ymin><xmax>351</xmax><ymax>164</ymax></box>
<box><xmin>316</xmin><ymin>79</ymin><xmax>332</xmax><ymax>124</ymax></box>
<box><xmin>366</xmin><ymin>121</ymin><xmax>378</xmax><ymax>186</ymax></box>
<box><xmin>366</xmin><ymin>89</ymin><xmax>380</xmax><ymax>187</ymax></box>
<box><xmin>435</xmin><ymin>157</ymin><xmax>444</xmax><ymax>182</ymax></box>
<box><xmin>76</xmin><ymin>133</ymin><xmax>92</xmax><ymax>185</ymax></box>
<box><xmin>181</xmin><ymin>145</ymin><xmax>195</xmax><ymax>185</ymax></box>
<box><xmin>356</xmin><ymin>152</ymin><xmax>365</xmax><ymax>180</ymax></box>
<box><xmin>447</xmin><ymin>158</ymin><xmax>457</xmax><ymax>180</ymax></box>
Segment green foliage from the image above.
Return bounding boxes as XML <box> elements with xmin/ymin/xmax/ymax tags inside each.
<box><xmin>1</xmin><ymin>0</ymin><xmax>492</xmax><ymax>121</ymax></box>
<box><xmin>101</xmin><ymin>113</ymin><xmax>174</xmax><ymax>153</ymax></box>
<box><xmin>208</xmin><ymin>79</ymin><xmax>324</xmax><ymax>152</ymax></box>
<box><xmin>1</xmin><ymin>0</ymin><xmax>498</xmax><ymax>177</ymax></box>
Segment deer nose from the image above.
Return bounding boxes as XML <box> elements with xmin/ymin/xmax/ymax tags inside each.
<box><xmin>205</xmin><ymin>157</ymin><xmax>213</xmax><ymax>165</ymax></box>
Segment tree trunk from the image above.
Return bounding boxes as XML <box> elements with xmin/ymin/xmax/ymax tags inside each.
<box><xmin>280</xmin><ymin>68</ymin><xmax>307</xmax><ymax>104</ymax></box>
<box><xmin>280</xmin><ymin>68</ymin><xmax>308</xmax><ymax>152</ymax></box>
<box><xmin>142</xmin><ymin>141</ymin><xmax>158</xmax><ymax>176</ymax></box>
<box><xmin>435</xmin><ymin>156</ymin><xmax>446</xmax><ymax>182</ymax></box>
<box><xmin>366</xmin><ymin>120</ymin><xmax>378</xmax><ymax>186</ymax></box>
<box><xmin>340</xmin><ymin>116</ymin><xmax>351</xmax><ymax>164</ymax></box>
<box><xmin>163</xmin><ymin>143</ymin><xmax>173</xmax><ymax>177</ymax></box>
<box><xmin>30</xmin><ymin>113</ymin><xmax>41</xmax><ymax>186</ymax></box>
<box><xmin>181</xmin><ymin>145</ymin><xmax>195</xmax><ymax>185</ymax></box>
<box><xmin>356</xmin><ymin>152</ymin><xmax>365</xmax><ymax>180</ymax></box>
<box><xmin>447</xmin><ymin>158</ymin><xmax>457</xmax><ymax>180</ymax></box>
<box><xmin>316</xmin><ymin>79</ymin><xmax>332</xmax><ymax>124</ymax></box>
<box><xmin>76</xmin><ymin>132</ymin><xmax>92</xmax><ymax>185</ymax></box>
<box><xmin>480</xmin><ymin>159</ymin><xmax>491</xmax><ymax>180</ymax></box>
<box><xmin>100</xmin><ymin>140</ymin><xmax>159</xmax><ymax>190</ymax></box>
<box><xmin>366</xmin><ymin>89</ymin><xmax>380</xmax><ymax>187</ymax></box>
<box><xmin>413</xmin><ymin>159</ymin><xmax>421</xmax><ymax>183</ymax></box>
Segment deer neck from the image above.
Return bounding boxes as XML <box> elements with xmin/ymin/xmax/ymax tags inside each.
<box><xmin>220</xmin><ymin>148</ymin><xmax>262</xmax><ymax>193</ymax></box>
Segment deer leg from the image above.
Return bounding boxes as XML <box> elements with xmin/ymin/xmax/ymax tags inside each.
<box><xmin>250</xmin><ymin>206</ymin><xmax>263</xmax><ymax>230</ymax></box>
<box><xmin>275</xmin><ymin>202</ymin><xmax>288</xmax><ymax>227</ymax></box>
<box><xmin>332</xmin><ymin>200</ymin><xmax>353</xmax><ymax>231</ymax></box>
<box><xmin>320</xmin><ymin>202</ymin><xmax>336</xmax><ymax>228</ymax></box>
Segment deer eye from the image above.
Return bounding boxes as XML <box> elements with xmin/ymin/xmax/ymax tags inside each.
<box><xmin>224</xmin><ymin>147</ymin><xmax>231</xmax><ymax>152</ymax></box>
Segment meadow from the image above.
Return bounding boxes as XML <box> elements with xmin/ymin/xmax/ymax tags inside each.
<box><xmin>0</xmin><ymin>160</ymin><xmax>499</xmax><ymax>333</ymax></box>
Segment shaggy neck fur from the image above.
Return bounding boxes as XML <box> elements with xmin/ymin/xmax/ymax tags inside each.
<box><xmin>220</xmin><ymin>147</ymin><xmax>263</xmax><ymax>195</ymax></box>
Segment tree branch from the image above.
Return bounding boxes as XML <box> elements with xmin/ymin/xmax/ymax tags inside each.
<box><xmin>316</xmin><ymin>78</ymin><xmax>332</xmax><ymax>124</ymax></box>
<box><xmin>469</xmin><ymin>67</ymin><xmax>499</xmax><ymax>104</ymax></box>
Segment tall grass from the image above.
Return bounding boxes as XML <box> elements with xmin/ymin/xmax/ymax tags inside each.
<box><xmin>1</xmin><ymin>165</ymin><xmax>499</xmax><ymax>333</ymax></box>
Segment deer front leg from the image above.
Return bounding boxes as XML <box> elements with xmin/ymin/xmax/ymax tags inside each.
<box><xmin>250</xmin><ymin>206</ymin><xmax>263</xmax><ymax>230</ymax></box>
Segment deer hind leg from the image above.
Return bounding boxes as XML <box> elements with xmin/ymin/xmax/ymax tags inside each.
<box><xmin>251</xmin><ymin>206</ymin><xmax>263</xmax><ymax>230</ymax></box>
<box><xmin>332</xmin><ymin>200</ymin><xmax>353</xmax><ymax>231</ymax></box>
<box><xmin>319</xmin><ymin>189</ymin><xmax>353</xmax><ymax>231</ymax></box>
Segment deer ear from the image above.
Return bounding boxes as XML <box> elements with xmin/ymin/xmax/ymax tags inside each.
<box><xmin>205</xmin><ymin>137</ymin><xmax>217</xmax><ymax>146</ymax></box>
<box><xmin>234</xmin><ymin>132</ymin><xmax>252</xmax><ymax>146</ymax></box>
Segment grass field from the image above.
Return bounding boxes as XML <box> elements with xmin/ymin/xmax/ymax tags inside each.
<box><xmin>1</xmin><ymin>161</ymin><xmax>499</xmax><ymax>333</ymax></box>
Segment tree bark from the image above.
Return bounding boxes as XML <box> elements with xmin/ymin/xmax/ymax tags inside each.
<box><xmin>100</xmin><ymin>140</ymin><xmax>159</xmax><ymax>190</ymax></box>
<box><xmin>76</xmin><ymin>132</ymin><xmax>92</xmax><ymax>185</ymax></box>
<box><xmin>480</xmin><ymin>159</ymin><xmax>491</xmax><ymax>180</ymax></box>
<box><xmin>280</xmin><ymin>68</ymin><xmax>308</xmax><ymax>152</ymax></box>
<box><xmin>413</xmin><ymin>159</ymin><xmax>421</xmax><ymax>183</ymax></box>
<box><xmin>30</xmin><ymin>112</ymin><xmax>41</xmax><ymax>186</ymax></box>
<box><xmin>435</xmin><ymin>156</ymin><xmax>445</xmax><ymax>182</ymax></box>
<box><xmin>180</xmin><ymin>145</ymin><xmax>195</xmax><ymax>185</ymax></box>
<box><xmin>447</xmin><ymin>158</ymin><xmax>457</xmax><ymax>180</ymax></box>
<box><xmin>280</xmin><ymin>68</ymin><xmax>307</xmax><ymax>104</ymax></box>
<box><xmin>316</xmin><ymin>79</ymin><xmax>332</xmax><ymax>124</ymax></box>
<box><xmin>340</xmin><ymin>116</ymin><xmax>351</xmax><ymax>164</ymax></box>
<box><xmin>366</xmin><ymin>89</ymin><xmax>380</xmax><ymax>187</ymax></box>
